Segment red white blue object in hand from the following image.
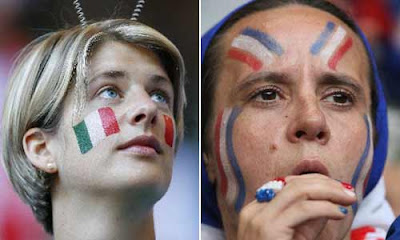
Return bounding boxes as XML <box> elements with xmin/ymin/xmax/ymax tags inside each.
<box><xmin>255</xmin><ymin>177</ymin><xmax>286</xmax><ymax>202</ymax></box>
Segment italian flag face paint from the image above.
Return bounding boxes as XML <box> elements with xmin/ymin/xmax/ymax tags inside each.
<box><xmin>73</xmin><ymin>107</ymin><xmax>120</xmax><ymax>154</ymax></box>
<box><xmin>163</xmin><ymin>114</ymin><xmax>175</xmax><ymax>148</ymax></box>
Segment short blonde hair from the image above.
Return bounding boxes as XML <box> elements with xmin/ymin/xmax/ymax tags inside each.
<box><xmin>1</xmin><ymin>19</ymin><xmax>186</xmax><ymax>233</ymax></box>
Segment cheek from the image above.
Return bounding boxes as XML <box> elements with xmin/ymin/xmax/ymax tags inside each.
<box><xmin>73</xmin><ymin>107</ymin><xmax>120</xmax><ymax>154</ymax></box>
<box><xmin>213</xmin><ymin>107</ymin><xmax>286</xmax><ymax>212</ymax></box>
<box><xmin>162</xmin><ymin>114</ymin><xmax>175</xmax><ymax>148</ymax></box>
<box><xmin>233</xmin><ymin>111</ymin><xmax>286</xmax><ymax>191</ymax></box>
<box><xmin>327</xmin><ymin>114</ymin><xmax>372</xmax><ymax>213</ymax></box>
<box><xmin>349</xmin><ymin>115</ymin><xmax>373</xmax><ymax>211</ymax></box>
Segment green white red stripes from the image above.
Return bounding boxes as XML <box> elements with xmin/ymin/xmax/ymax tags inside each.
<box><xmin>73</xmin><ymin>107</ymin><xmax>120</xmax><ymax>154</ymax></box>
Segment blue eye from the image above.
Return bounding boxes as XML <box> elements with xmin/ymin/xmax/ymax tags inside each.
<box><xmin>151</xmin><ymin>92</ymin><xmax>168</xmax><ymax>104</ymax></box>
<box><xmin>99</xmin><ymin>88</ymin><xmax>119</xmax><ymax>99</ymax></box>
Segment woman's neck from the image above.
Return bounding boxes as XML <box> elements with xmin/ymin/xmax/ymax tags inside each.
<box><xmin>52</xmin><ymin>191</ymin><xmax>156</xmax><ymax>240</ymax></box>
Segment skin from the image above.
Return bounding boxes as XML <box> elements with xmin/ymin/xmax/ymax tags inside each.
<box><xmin>205</xmin><ymin>5</ymin><xmax>373</xmax><ymax>240</ymax></box>
<box><xmin>23</xmin><ymin>41</ymin><xmax>175</xmax><ymax>239</ymax></box>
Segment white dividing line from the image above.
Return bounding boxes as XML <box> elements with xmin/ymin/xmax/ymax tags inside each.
<box><xmin>220</xmin><ymin>108</ymin><xmax>239</xmax><ymax>205</ymax></box>
<box><xmin>320</xmin><ymin>26</ymin><xmax>347</xmax><ymax>64</ymax></box>
<box><xmin>232</xmin><ymin>35</ymin><xmax>274</xmax><ymax>65</ymax></box>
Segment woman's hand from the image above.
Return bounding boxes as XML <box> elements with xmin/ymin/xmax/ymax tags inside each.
<box><xmin>237</xmin><ymin>174</ymin><xmax>357</xmax><ymax>240</ymax></box>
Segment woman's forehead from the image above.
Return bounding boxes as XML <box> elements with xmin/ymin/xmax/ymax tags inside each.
<box><xmin>220</xmin><ymin>5</ymin><xmax>370</xmax><ymax>83</ymax></box>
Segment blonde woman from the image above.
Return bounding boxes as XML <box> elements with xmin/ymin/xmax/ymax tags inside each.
<box><xmin>2</xmin><ymin>19</ymin><xmax>185</xmax><ymax>239</ymax></box>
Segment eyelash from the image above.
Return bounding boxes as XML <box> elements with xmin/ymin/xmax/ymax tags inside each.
<box><xmin>246</xmin><ymin>86</ymin><xmax>356</xmax><ymax>109</ymax></box>
<box><xmin>95</xmin><ymin>86</ymin><xmax>172</xmax><ymax>108</ymax></box>
<box><xmin>150</xmin><ymin>89</ymin><xmax>171</xmax><ymax>105</ymax></box>
<box><xmin>249</xmin><ymin>86</ymin><xmax>284</xmax><ymax>105</ymax></box>
<box><xmin>97</xmin><ymin>85</ymin><xmax>121</xmax><ymax>98</ymax></box>
<box><xmin>323</xmin><ymin>88</ymin><xmax>356</xmax><ymax>107</ymax></box>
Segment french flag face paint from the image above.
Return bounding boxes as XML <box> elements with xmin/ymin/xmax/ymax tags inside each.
<box><xmin>163</xmin><ymin>114</ymin><xmax>175</xmax><ymax>148</ymax></box>
<box><xmin>351</xmin><ymin>115</ymin><xmax>373</xmax><ymax>213</ymax></box>
<box><xmin>215</xmin><ymin>107</ymin><xmax>246</xmax><ymax>212</ymax></box>
<box><xmin>228</xmin><ymin>27</ymin><xmax>284</xmax><ymax>71</ymax></box>
<box><xmin>73</xmin><ymin>107</ymin><xmax>120</xmax><ymax>154</ymax></box>
<box><xmin>310</xmin><ymin>21</ymin><xmax>353</xmax><ymax>70</ymax></box>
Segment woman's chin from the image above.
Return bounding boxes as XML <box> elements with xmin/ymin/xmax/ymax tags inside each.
<box><xmin>102</xmin><ymin>166</ymin><xmax>172</xmax><ymax>195</ymax></box>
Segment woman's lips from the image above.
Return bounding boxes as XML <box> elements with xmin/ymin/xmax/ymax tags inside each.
<box><xmin>117</xmin><ymin>135</ymin><xmax>162</xmax><ymax>156</ymax></box>
<box><xmin>291</xmin><ymin>160</ymin><xmax>330</xmax><ymax>177</ymax></box>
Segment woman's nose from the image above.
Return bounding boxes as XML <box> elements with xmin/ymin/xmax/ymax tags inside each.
<box><xmin>127</xmin><ymin>97</ymin><xmax>158</xmax><ymax>128</ymax></box>
<box><xmin>286</xmin><ymin>99</ymin><xmax>330</xmax><ymax>145</ymax></box>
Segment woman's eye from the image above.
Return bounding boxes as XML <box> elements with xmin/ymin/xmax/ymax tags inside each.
<box><xmin>99</xmin><ymin>87</ymin><xmax>120</xmax><ymax>99</ymax></box>
<box><xmin>324</xmin><ymin>92</ymin><xmax>353</xmax><ymax>105</ymax></box>
<box><xmin>252</xmin><ymin>88</ymin><xmax>281</xmax><ymax>102</ymax></box>
<box><xmin>151</xmin><ymin>92</ymin><xmax>169</xmax><ymax>104</ymax></box>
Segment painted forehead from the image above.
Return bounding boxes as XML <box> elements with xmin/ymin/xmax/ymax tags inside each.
<box><xmin>224</xmin><ymin>7</ymin><xmax>368</xmax><ymax>76</ymax></box>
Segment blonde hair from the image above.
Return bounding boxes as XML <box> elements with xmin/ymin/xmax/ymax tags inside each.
<box><xmin>1</xmin><ymin>19</ymin><xmax>186</xmax><ymax>233</ymax></box>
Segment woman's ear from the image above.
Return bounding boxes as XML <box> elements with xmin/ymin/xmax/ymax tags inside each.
<box><xmin>23</xmin><ymin>128</ymin><xmax>58</xmax><ymax>174</ymax></box>
<box><xmin>203</xmin><ymin>152</ymin><xmax>216</xmax><ymax>183</ymax></box>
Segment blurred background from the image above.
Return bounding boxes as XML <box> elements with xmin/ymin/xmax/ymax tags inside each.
<box><xmin>202</xmin><ymin>0</ymin><xmax>400</xmax><ymax>217</ymax></box>
<box><xmin>0</xmin><ymin>0</ymin><xmax>198</xmax><ymax>239</ymax></box>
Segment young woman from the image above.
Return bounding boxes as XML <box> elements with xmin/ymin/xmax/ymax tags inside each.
<box><xmin>2</xmin><ymin>19</ymin><xmax>185</xmax><ymax>239</ymax></box>
<box><xmin>201</xmin><ymin>0</ymin><xmax>394</xmax><ymax>239</ymax></box>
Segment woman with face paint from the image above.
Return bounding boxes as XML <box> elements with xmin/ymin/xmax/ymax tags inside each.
<box><xmin>202</xmin><ymin>0</ymin><xmax>394</xmax><ymax>239</ymax></box>
<box><xmin>1</xmin><ymin>19</ymin><xmax>185</xmax><ymax>239</ymax></box>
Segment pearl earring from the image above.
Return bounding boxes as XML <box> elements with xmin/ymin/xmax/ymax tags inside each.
<box><xmin>47</xmin><ymin>162</ymin><xmax>56</xmax><ymax>172</ymax></box>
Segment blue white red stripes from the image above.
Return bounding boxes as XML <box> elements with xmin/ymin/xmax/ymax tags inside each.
<box><xmin>215</xmin><ymin>109</ymin><xmax>239</xmax><ymax>208</ymax></box>
<box><xmin>241</xmin><ymin>27</ymin><xmax>284</xmax><ymax>56</ymax></box>
<box><xmin>310</xmin><ymin>21</ymin><xmax>353</xmax><ymax>70</ymax></box>
<box><xmin>311</xmin><ymin>21</ymin><xmax>336</xmax><ymax>54</ymax></box>
<box><xmin>225</xmin><ymin>107</ymin><xmax>246</xmax><ymax>212</ymax></box>
<box><xmin>228</xmin><ymin>27</ymin><xmax>283</xmax><ymax>71</ymax></box>
<box><xmin>351</xmin><ymin>115</ymin><xmax>371</xmax><ymax>213</ymax></box>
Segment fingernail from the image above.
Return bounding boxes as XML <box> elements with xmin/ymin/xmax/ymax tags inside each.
<box><xmin>339</xmin><ymin>206</ymin><xmax>348</xmax><ymax>214</ymax></box>
<box><xmin>341</xmin><ymin>182</ymin><xmax>354</xmax><ymax>190</ymax></box>
<box><xmin>343</xmin><ymin>189</ymin><xmax>356</xmax><ymax>197</ymax></box>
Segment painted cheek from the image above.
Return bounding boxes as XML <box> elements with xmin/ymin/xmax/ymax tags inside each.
<box><xmin>227</xmin><ymin>27</ymin><xmax>284</xmax><ymax>71</ymax></box>
<box><xmin>215</xmin><ymin>107</ymin><xmax>246</xmax><ymax>212</ymax></box>
<box><xmin>350</xmin><ymin>115</ymin><xmax>372</xmax><ymax>213</ymax></box>
<box><xmin>310</xmin><ymin>21</ymin><xmax>353</xmax><ymax>70</ymax></box>
<box><xmin>163</xmin><ymin>114</ymin><xmax>175</xmax><ymax>148</ymax></box>
<box><xmin>73</xmin><ymin>107</ymin><xmax>120</xmax><ymax>154</ymax></box>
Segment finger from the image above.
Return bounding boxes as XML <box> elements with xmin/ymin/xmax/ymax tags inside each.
<box><xmin>267</xmin><ymin>176</ymin><xmax>356</xmax><ymax>214</ymax></box>
<box><xmin>276</xmin><ymin>200</ymin><xmax>349</xmax><ymax>227</ymax></box>
<box><xmin>238</xmin><ymin>200</ymin><xmax>266</xmax><ymax>240</ymax></box>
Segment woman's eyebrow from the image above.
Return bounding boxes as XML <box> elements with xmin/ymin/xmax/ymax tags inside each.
<box><xmin>150</xmin><ymin>74</ymin><xmax>171</xmax><ymax>85</ymax></box>
<box><xmin>318</xmin><ymin>73</ymin><xmax>364</xmax><ymax>96</ymax></box>
<box><xmin>234</xmin><ymin>71</ymin><xmax>290</xmax><ymax>93</ymax></box>
<box><xmin>88</xmin><ymin>70</ymin><xmax>128</xmax><ymax>84</ymax></box>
